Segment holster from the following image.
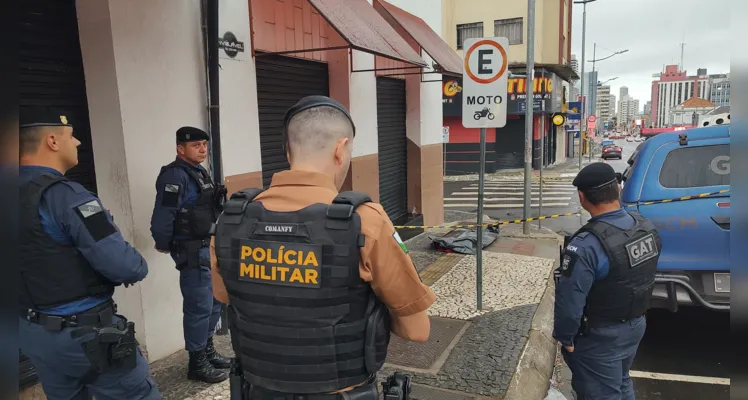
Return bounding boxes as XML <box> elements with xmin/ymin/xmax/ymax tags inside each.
<box><xmin>381</xmin><ymin>372</ymin><xmax>412</xmax><ymax>400</ymax></box>
<box><xmin>71</xmin><ymin>316</ymin><xmax>138</xmax><ymax>382</ymax></box>
<box><xmin>230</xmin><ymin>358</ymin><xmax>246</xmax><ymax>400</ymax></box>
<box><xmin>174</xmin><ymin>239</ymin><xmax>205</xmax><ymax>270</ymax></box>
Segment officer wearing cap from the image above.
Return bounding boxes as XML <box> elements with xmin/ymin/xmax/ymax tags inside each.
<box><xmin>554</xmin><ymin>162</ymin><xmax>662</xmax><ymax>400</ymax></box>
<box><xmin>150</xmin><ymin>126</ymin><xmax>231</xmax><ymax>383</ymax></box>
<box><xmin>210</xmin><ymin>96</ymin><xmax>436</xmax><ymax>399</ymax></box>
<box><xmin>18</xmin><ymin>107</ymin><xmax>160</xmax><ymax>399</ymax></box>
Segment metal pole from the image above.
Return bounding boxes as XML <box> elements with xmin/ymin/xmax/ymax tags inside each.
<box><xmin>523</xmin><ymin>0</ymin><xmax>536</xmax><ymax>234</ymax></box>
<box><xmin>578</xmin><ymin>2</ymin><xmax>587</xmax><ymax>169</ymax></box>
<box><xmin>476</xmin><ymin>127</ymin><xmax>486</xmax><ymax>311</ymax></box>
<box><xmin>538</xmin><ymin>104</ymin><xmax>545</xmax><ymax>228</ymax></box>
<box><xmin>589</xmin><ymin>42</ymin><xmax>596</xmax><ymax>161</ymax></box>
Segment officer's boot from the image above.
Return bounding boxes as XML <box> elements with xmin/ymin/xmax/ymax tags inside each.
<box><xmin>205</xmin><ymin>336</ymin><xmax>232</xmax><ymax>369</ymax></box>
<box><xmin>187</xmin><ymin>348</ymin><xmax>229</xmax><ymax>383</ymax></box>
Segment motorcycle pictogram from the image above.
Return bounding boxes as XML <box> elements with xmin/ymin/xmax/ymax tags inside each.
<box><xmin>473</xmin><ymin>107</ymin><xmax>496</xmax><ymax>121</ymax></box>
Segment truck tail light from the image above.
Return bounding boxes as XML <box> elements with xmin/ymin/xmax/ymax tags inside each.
<box><xmin>717</xmin><ymin>202</ymin><xmax>730</xmax><ymax>208</ymax></box>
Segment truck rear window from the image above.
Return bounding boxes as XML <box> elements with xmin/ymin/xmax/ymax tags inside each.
<box><xmin>659</xmin><ymin>144</ymin><xmax>730</xmax><ymax>188</ymax></box>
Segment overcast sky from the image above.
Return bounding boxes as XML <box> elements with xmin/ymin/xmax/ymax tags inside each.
<box><xmin>570</xmin><ymin>0</ymin><xmax>730</xmax><ymax>109</ymax></box>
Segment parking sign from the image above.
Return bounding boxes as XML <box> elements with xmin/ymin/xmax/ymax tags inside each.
<box><xmin>462</xmin><ymin>37</ymin><xmax>509</xmax><ymax>128</ymax></box>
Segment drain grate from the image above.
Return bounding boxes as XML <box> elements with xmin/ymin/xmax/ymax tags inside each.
<box><xmin>386</xmin><ymin>317</ymin><xmax>467</xmax><ymax>370</ymax></box>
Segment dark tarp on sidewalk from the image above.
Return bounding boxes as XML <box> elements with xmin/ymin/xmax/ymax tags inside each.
<box><xmin>429</xmin><ymin>225</ymin><xmax>500</xmax><ymax>254</ymax></box>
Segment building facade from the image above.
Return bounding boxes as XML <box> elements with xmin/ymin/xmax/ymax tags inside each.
<box><xmin>669</xmin><ymin>97</ymin><xmax>716</xmax><ymax>126</ymax></box>
<box><xmin>619</xmin><ymin>98</ymin><xmax>640</xmax><ymax>126</ymax></box>
<box><xmin>18</xmin><ymin>0</ymin><xmax>450</xmax><ymax>379</ymax></box>
<box><xmin>643</xmin><ymin>100</ymin><xmax>652</xmax><ymax>120</ymax></box>
<box><xmin>595</xmin><ymin>85</ymin><xmax>611</xmax><ymax>126</ymax></box>
<box><xmin>440</xmin><ymin>0</ymin><xmax>576</xmax><ymax>173</ymax></box>
<box><xmin>650</xmin><ymin>64</ymin><xmax>710</xmax><ymax>128</ymax></box>
<box><xmin>581</xmin><ymin>70</ymin><xmax>598</xmax><ymax>116</ymax></box>
<box><xmin>709</xmin><ymin>74</ymin><xmax>730</xmax><ymax>107</ymax></box>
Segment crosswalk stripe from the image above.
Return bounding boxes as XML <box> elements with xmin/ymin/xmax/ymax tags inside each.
<box><xmin>445</xmin><ymin>203</ymin><xmax>570</xmax><ymax>208</ymax></box>
<box><xmin>444</xmin><ymin>197</ymin><xmax>572</xmax><ymax>201</ymax></box>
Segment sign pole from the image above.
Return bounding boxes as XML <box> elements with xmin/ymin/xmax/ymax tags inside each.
<box><xmin>578</xmin><ymin>1</ymin><xmax>587</xmax><ymax>169</ymax></box>
<box><xmin>461</xmin><ymin>35</ymin><xmax>509</xmax><ymax>312</ymax></box>
<box><xmin>538</xmin><ymin>102</ymin><xmax>545</xmax><ymax>228</ymax></box>
<box><xmin>476</xmin><ymin>127</ymin><xmax>486</xmax><ymax>311</ymax></box>
<box><xmin>523</xmin><ymin>0</ymin><xmax>536</xmax><ymax>235</ymax></box>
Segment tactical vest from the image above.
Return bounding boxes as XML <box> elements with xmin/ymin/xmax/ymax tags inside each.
<box><xmin>19</xmin><ymin>174</ymin><xmax>115</xmax><ymax>309</ymax></box>
<box><xmin>158</xmin><ymin>159</ymin><xmax>218</xmax><ymax>239</ymax></box>
<box><xmin>215</xmin><ymin>189</ymin><xmax>390</xmax><ymax>394</ymax></box>
<box><xmin>575</xmin><ymin>212</ymin><xmax>662</xmax><ymax>326</ymax></box>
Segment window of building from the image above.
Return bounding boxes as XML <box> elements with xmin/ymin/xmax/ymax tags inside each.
<box><xmin>494</xmin><ymin>18</ymin><xmax>523</xmax><ymax>45</ymax></box>
<box><xmin>456</xmin><ymin>22</ymin><xmax>484</xmax><ymax>50</ymax></box>
<box><xmin>659</xmin><ymin>145</ymin><xmax>730</xmax><ymax>188</ymax></box>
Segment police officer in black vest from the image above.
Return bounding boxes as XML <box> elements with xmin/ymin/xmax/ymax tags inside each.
<box><xmin>150</xmin><ymin>127</ymin><xmax>231</xmax><ymax>383</ymax></box>
<box><xmin>553</xmin><ymin>162</ymin><xmax>662</xmax><ymax>400</ymax></box>
<box><xmin>19</xmin><ymin>107</ymin><xmax>160</xmax><ymax>399</ymax></box>
<box><xmin>211</xmin><ymin>96</ymin><xmax>435</xmax><ymax>399</ymax></box>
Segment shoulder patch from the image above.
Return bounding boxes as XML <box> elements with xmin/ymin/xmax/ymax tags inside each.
<box><xmin>161</xmin><ymin>183</ymin><xmax>181</xmax><ymax>208</ymax></box>
<box><xmin>74</xmin><ymin>199</ymin><xmax>117</xmax><ymax>242</ymax></box>
<box><xmin>555</xmin><ymin>252</ymin><xmax>578</xmax><ymax>282</ymax></box>
<box><xmin>392</xmin><ymin>229</ymin><xmax>408</xmax><ymax>254</ymax></box>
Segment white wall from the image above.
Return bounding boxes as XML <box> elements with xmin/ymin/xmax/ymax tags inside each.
<box><xmin>350</xmin><ymin>49</ymin><xmax>379</xmax><ymax>158</ymax></box>
<box><xmin>218</xmin><ymin>0</ymin><xmax>263</xmax><ymax>175</ymax></box>
<box><xmin>78</xmin><ymin>0</ymin><xmax>209</xmax><ymax>361</ymax></box>
<box><xmin>381</xmin><ymin>0</ymin><xmax>444</xmax><ymax>147</ymax></box>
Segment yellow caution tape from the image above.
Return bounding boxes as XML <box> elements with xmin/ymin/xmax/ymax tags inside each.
<box><xmin>393</xmin><ymin>189</ymin><xmax>730</xmax><ymax>229</ymax></box>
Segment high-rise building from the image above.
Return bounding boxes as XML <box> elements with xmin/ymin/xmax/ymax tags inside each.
<box><xmin>596</xmin><ymin>85</ymin><xmax>612</xmax><ymax>125</ymax></box>
<box><xmin>619</xmin><ymin>98</ymin><xmax>640</xmax><ymax>125</ymax></box>
<box><xmin>609</xmin><ymin>94</ymin><xmax>616</xmax><ymax>122</ymax></box>
<box><xmin>569</xmin><ymin>54</ymin><xmax>580</xmax><ymax>101</ymax></box>
<box><xmin>570</xmin><ymin>54</ymin><xmax>579</xmax><ymax>75</ymax></box>
<box><xmin>619</xmin><ymin>86</ymin><xmax>629</xmax><ymax>100</ymax></box>
<box><xmin>709</xmin><ymin>74</ymin><xmax>730</xmax><ymax>107</ymax></box>
<box><xmin>643</xmin><ymin>100</ymin><xmax>652</xmax><ymax>117</ymax></box>
<box><xmin>581</xmin><ymin>71</ymin><xmax>598</xmax><ymax>116</ymax></box>
<box><xmin>650</xmin><ymin>65</ymin><xmax>710</xmax><ymax>128</ymax></box>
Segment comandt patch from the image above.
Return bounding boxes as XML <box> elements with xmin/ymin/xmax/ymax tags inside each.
<box><xmin>624</xmin><ymin>233</ymin><xmax>659</xmax><ymax>268</ymax></box>
<box><xmin>75</xmin><ymin>199</ymin><xmax>117</xmax><ymax>242</ymax></box>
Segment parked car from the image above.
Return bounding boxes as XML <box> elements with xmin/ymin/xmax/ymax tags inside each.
<box><xmin>626</xmin><ymin>136</ymin><xmax>634</xmax><ymax>142</ymax></box>
<box><xmin>620</xmin><ymin>125</ymin><xmax>730</xmax><ymax>312</ymax></box>
<box><xmin>634</xmin><ymin>136</ymin><xmax>643</xmax><ymax>142</ymax></box>
<box><xmin>601</xmin><ymin>144</ymin><xmax>622</xmax><ymax>159</ymax></box>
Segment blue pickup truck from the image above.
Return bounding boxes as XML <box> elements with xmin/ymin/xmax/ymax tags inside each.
<box><xmin>620</xmin><ymin>125</ymin><xmax>730</xmax><ymax>312</ymax></box>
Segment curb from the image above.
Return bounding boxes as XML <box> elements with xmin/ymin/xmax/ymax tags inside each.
<box><xmin>503</xmin><ymin>265</ymin><xmax>560</xmax><ymax>400</ymax></box>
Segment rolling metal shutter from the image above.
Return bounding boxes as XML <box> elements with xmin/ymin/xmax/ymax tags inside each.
<box><xmin>255</xmin><ymin>54</ymin><xmax>329</xmax><ymax>187</ymax></box>
<box><xmin>20</xmin><ymin>0</ymin><xmax>97</xmax><ymax>193</ymax></box>
<box><xmin>19</xmin><ymin>0</ymin><xmax>95</xmax><ymax>389</ymax></box>
<box><xmin>494</xmin><ymin>118</ymin><xmax>525</xmax><ymax>169</ymax></box>
<box><xmin>376</xmin><ymin>78</ymin><xmax>408</xmax><ymax>222</ymax></box>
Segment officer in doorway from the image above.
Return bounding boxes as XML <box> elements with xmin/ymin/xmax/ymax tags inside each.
<box><xmin>150</xmin><ymin>127</ymin><xmax>231</xmax><ymax>383</ymax></box>
<box><xmin>554</xmin><ymin>162</ymin><xmax>662</xmax><ymax>400</ymax></box>
<box><xmin>18</xmin><ymin>107</ymin><xmax>160</xmax><ymax>399</ymax></box>
<box><xmin>210</xmin><ymin>96</ymin><xmax>436</xmax><ymax>399</ymax></box>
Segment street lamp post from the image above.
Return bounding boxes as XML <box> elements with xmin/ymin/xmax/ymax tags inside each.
<box><xmin>574</xmin><ymin>0</ymin><xmax>597</xmax><ymax>169</ymax></box>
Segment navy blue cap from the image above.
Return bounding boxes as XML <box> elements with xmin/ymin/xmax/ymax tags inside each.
<box><xmin>20</xmin><ymin>107</ymin><xmax>73</xmax><ymax>129</ymax></box>
<box><xmin>176</xmin><ymin>126</ymin><xmax>210</xmax><ymax>142</ymax></box>
<box><xmin>572</xmin><ymin>162</ymin><xmax>618</xmax><ymax>189</ymax></box>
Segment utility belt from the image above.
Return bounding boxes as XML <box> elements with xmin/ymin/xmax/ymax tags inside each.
<box><xmin>580</xmin><ymin>313</ymin><xmax>646</xmax><ymax>333</ymax></box>
<box><xmin>231</xmin><ymin>367</ymin><xmax>410</xmax><ymax>400</ymax></box>
<box><xmin>23</xmin><ymin>300</ymin><xmax>138</xmax><ymax>383</ymax></box>
<box><xmin>172</xmin><ymin>238</ymin><xmax>211</xmax><ymax>270</ymax></box>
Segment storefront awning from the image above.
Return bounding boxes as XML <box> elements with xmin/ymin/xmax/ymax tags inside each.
<box><xmin>307</xmin><ymin>0</ymin><xmax>427</xmax><ymax>67</ymax></box>
<box><xmin>375</xmin><ymin>0</ymin><xmax>463</xmax><ymax>77</ymax></box>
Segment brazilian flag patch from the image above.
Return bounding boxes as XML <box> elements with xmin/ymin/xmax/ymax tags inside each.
<box><xmin>393</xmin><ymin>230</ymin><xmax>408</xmax><ymax>254</ymax></box>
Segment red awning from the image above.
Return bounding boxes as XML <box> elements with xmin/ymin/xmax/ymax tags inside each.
<box><xmin>375</xmin><ymin>0</ymin><xmax>463</xmax><ymax>77</ymax></box>
<box><xmin>307</xmin><ymin>0</ymin><xmax>427</xmax><ymax>67</ymax></box>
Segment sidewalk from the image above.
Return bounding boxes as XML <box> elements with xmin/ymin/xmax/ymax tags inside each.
<box><xmin>142</xmin><ymin>210</ymin><xmax>562</xmax><ymax>400</ymax></box>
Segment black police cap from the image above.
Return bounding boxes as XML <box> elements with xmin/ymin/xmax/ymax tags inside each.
<box><xmin>572</xmin><ymin>162</ymin><xmax>618</xmax><ymax>190</ymax></box>
<box><xmin>282</xmin><ymin>96</ymin><xmax>356</xmax><ymax>151</ymax></box>
<box><xmin>20</xmin><ymin>107</ymin><xmax>73</xmax><ymax>129</ymax></box>
<box><xmin>176</xmin><ymin>126</ymin><xmax>210</xmax><ymax>142</ymax></box>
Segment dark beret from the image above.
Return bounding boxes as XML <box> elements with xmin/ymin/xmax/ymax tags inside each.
<box><xmin>572</xmin><ymin>162</ymin><xmax>618</xmax><ymax>190</ymax></box>
<box><xmin>176</xmin><ymin>126</ymin><xmax>210</xmax><ymax>142</ymax></box>
<box><xmin>20</xmin><ymin>107</ymin><xmax>73</xmax><ymax>129</ymax></box>
<box><xmin>283</xmin><ymin>95</ymin><xmax>356</xmax><ymax>137</ymax></box>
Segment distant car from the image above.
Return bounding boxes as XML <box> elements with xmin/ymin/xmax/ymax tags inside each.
<box><xmin>635</xmin><ymin>137</ymin><xmax>643</xmax><ymax>142</ymax></box>
<box><xmin>621</xmin><ymin>125</ymin><xmax>730</xmax><ymax>312</ymax></box>
<box><xmin>626</xmin><ymin>137</ymin><xmax>634</xmax><ymax>142</ymax></box>
<box><xmin>601</xmin><ymin>144</ymin><xmax>622</xmax><ymax>159</ymax></box>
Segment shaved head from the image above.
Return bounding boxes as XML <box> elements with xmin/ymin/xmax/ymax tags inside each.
<box><xmin>286</xmin><ymin>106</ymin><xmax>354</xmax><ymax>162</ymax></box>
<box><xmin>19</xmin><ymin>126</ymin><xmax>55</xmax><ymax>156</ymax></box>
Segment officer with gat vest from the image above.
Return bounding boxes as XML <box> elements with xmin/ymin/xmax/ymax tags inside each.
<box><xmin>554</xmin><ymin>162</ymin><xmax>662</xmax><ymax>400</ymax></box>
<box><xmin>150</xmin><ymin>127</ymin><xmax>231</xmax><ymax>383</ymax></box>
<box><xmin>18</xmin><ymin>107</ymin><xmax>161</xmax><ymax>399</ymax></box>
<box><xmin>210</xmin><ymin>96</ymin><xmax>436</xmax><ymax>400</ymax></box>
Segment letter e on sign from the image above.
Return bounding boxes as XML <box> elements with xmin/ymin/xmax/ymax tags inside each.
<box><xmin>462</xmin><ymin>37</ymin><xmax>509</xmax><ymax>129</ymax></box>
